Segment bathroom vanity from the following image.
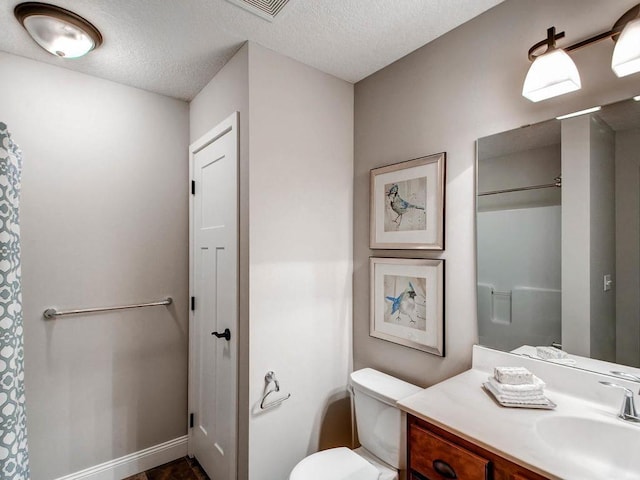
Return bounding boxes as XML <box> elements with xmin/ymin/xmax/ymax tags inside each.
<box><xmin>408</xmin><ymin>414</ymin><xmax>546</xmax><ymax>480</ymax></box>
<box><xmin>441</xmin><ymin>94</ymin><xmax>640</xmax><ymax>480</ymax></box>
<box><xmin>399</xmin><ymin>346</ymin><xmax>640</xmax><ymax>480</ymax></box>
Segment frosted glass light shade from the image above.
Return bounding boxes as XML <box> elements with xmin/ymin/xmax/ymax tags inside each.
<box><xmin>522</xmin><ymin>49</ymin><xmax>581</xmax><ymax>102</ymax></box>
<box><xmin>23</xmin><ymin>14</ymin><xmax>95</xmax><ymax>58</ymax></box>
<box><xmin>612</xmin><ymin>18</ymin><xmax>640</xmax><ymax>77</ymax></box>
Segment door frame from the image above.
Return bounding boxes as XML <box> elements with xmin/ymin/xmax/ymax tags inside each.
<box><xmin>188</xmin><ymin>111</ymin><xmax>240</xmax><ymax>477</ymax></box>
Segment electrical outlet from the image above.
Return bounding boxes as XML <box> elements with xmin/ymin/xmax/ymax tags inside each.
<box><xmin>604</xmin><ymin>274</ymin><xmax>613</xmax><ymax>292</ymax></box>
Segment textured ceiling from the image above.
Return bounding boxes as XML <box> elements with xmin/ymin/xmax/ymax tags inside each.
<box><xmin>0</xmin><ymin>0</ymin><xmax>504</xmax><ymax>101</ymax></box>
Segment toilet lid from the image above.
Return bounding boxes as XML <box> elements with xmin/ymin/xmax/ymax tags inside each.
<box><xmin>289</xmin><ymin>447</ymin><xmax>379</xmax><ymax>480</ymax></box>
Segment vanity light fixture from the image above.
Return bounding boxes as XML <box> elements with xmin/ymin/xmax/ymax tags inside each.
<box><xmin>14</xmin><ymin>2</ymin><xmax>102</xmax><ymax>59</ymax></box>
<box><xmin>523</xmin><ymin>3</ymin><xmax>640</xmax><ymax>102</ymax></box>
<box><xmin>612</xmin><ymin>14</ymin><xmax>640</xmax><ymax>77</ymax></box>
<box><xmin>555</xmin><ymin>106</ymin><xmax>601</xmax><ymax>120</ymax></box>
<box><xmin>522</xmin><ymin>27</ymin><xmax>581</xmax><ymax>103</ymax></box>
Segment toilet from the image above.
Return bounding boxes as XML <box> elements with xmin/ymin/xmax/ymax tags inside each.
<box><xmin>289</xmin><ymin>368</ymin><xmax>421</xmax><ymax>480</ymax></box>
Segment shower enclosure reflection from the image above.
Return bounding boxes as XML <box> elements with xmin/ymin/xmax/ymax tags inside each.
<box><xmin>476</xmin><ymin>96</ymin><xmax>640</xmax><ymax>370</ymax></box>
<box><xmin>477</xmin><ymin>119</ymin><xmax>562</xmax><ymax>353</ymax></box>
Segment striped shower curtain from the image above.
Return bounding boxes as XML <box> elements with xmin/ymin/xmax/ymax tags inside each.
<box><xmin>0</xmin><ymin>123</ymin><xmax>29</xmax><ymax>479</ymax></box>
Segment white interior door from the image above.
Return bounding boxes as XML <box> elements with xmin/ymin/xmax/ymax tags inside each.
<box><xmin>189</xmin><ymin>112</ymin><xmax>238</xmax><ymax>479</ymax></box>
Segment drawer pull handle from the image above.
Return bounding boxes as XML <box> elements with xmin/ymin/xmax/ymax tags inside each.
<box><xmin>433</xmin><ymin>459</ymin><xmax>457</xmax><ymax>479</ymax></box>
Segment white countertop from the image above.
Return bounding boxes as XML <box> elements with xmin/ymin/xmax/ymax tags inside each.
<box><xmin>398</xmin><ymin>360</ymin><xmax>640</xmax><ymax>480</ymax></box>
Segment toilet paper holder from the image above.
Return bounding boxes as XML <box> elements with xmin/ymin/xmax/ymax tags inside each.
<box><xmin>260</xmin><ymin>371</ymin><xmax>291</xmax><ymax>410</ymax></box>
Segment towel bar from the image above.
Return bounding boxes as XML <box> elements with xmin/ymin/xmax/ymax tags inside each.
<box><xmin>43</xmin><ymin>297</ymin><xmax>173</xmax><ymax>319</ymax></box>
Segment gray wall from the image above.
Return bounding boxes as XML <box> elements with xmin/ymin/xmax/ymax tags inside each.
<box><xmin>615</xmin><ymin>129</ymin><xmax>640</xmax><ymax>367</ymax></box>
<box><xmin>353</xmin><ymin>0</ymin><xmax>640</xmax><ymax>386</ymax></box>
<box><xmin>189</xmin><ymin>42</ymin><xmax>353</xmax><ymax>480</ymax></box>
<box><xmin>561</xmin><ymin>115</ymin><xmax>592</xmax><ymax>356</ymax></box>
<box><xmin>588</xmin><ymin>117</ymin><xmax>616</xmax><ymax>362</ymax></box>
<box><xmin>0</xmin><ymin>52</ymin><xmax>189</xmax><ymax>479</ymax></box>
<box><xmin>190</xmin><ymin>44</ymin><xmax>249</xmax><ymax>143</ymax></box>
<box><xmin>478</xmin><ymin>144</ymin><xmax>561</xmax><ymax>211</ymax></box>
<box><xmin>247</xmin><ymin>43</ymin><xmax>353</xmax><ymax>480</ymax></box>
<box><xmin>189</xmin><ymin>42</ymin><xmax>251</xmax><ymax>480</ymax></box>
<box><xmin>561</xmin><ymin>115</ymin><xmax>616</xmax><ymax>360</ymax></box>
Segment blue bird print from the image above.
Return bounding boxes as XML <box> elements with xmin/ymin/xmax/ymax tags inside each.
<box><xmin>399</xmin><ymin>282</ymin><xmax>425</xmax><ymax>324</ymax></box>
<box><xmin>385</xmin><ymin>291</ymin><xmax>405</xmax><ymax>322</ymax></box>
<box><xmin>387</xmin><ymin>184</ymin><xmax>425</xmax><ymax>227</ymax></box>
<box><xmin>386</xmin><ymin>282</ymin><xmax>426</xmax><ymax>324</ymax></box>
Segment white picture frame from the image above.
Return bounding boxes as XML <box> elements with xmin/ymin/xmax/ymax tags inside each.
<box><xmin>370</xmin><ymin>153</ymin><xmax>445</xmax><ymax>250</ymax></box>
<box><xmin>370</xmin><ymin>257</ymin><xmax>445</xmax><ymax>356</ymax></box>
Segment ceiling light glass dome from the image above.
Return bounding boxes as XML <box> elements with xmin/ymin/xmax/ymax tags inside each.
<box><xmin>14</xmin><ymin>2</ymin><xmax>103</xmax><ymax>59</ymax></box>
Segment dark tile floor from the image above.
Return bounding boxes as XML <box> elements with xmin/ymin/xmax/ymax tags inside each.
<box><xmin>124</xmin><ymin>457</ymin><xmax>209</xmax><ymax>480</ymax></box>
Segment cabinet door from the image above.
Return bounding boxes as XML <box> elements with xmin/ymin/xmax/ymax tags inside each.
<box><xmin>410</xmin><ymin>424</ymin><xmax>490</xmax><ymax>480</ymax></box>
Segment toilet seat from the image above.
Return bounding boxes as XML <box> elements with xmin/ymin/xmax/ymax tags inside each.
<box><xmin>353</xmin><ymin>447</ymin><xmax>398</xmax><ymax>480</ymax></box>
<box><xmin>289</xmin><ymin>447</ymin><xmax>380</xmax><ymax>480</ymax></box>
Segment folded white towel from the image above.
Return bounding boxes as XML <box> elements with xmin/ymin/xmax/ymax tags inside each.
<box><xmin>536</xmin><ymin>346</ymin><xmax>568</xmax><ymax>360</ymax></box>
<box><xmin>494</xmin><ymin>366</ymin><xmax>534</xmax><ymax>385</ymax></box>
<box><xmin>488</xmin><ymin>376</ymin><xmax>545</xmax><ymax>394</ymax></box>
<box><xmin>490</xmin><ymin>391</ymin><xmax>546</xmax><ymax>402</ymax></box>
<box><xmin>485</xmin><ymin>382</ymin><xmax>550</xmax><ymax>405</ymax></box>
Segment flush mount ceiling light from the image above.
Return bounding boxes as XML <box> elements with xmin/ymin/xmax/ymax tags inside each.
<box><xmin>14</xmin><ymin>2</ymin><xmax>102</xmax><ymax>59</ymax></box>
<box><xmin>523</xmin><ymin>3</ymin><xmax>640</xmax><ymax>102</ymax></box>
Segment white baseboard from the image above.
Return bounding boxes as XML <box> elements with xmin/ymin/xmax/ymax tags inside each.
<box><xmin>54</xmin><ymin>435</ymin><xmax>188</xmax><ymax>480</ymax></box>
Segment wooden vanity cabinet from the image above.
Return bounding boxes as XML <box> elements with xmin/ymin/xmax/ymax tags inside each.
<box><xmin>408</xmin><ymin>415</ymin><xmax>549</xmax><ymax>480</ymax></box>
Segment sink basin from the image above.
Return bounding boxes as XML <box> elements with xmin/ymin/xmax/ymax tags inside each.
<box><xmin>536</xmin><ymin>415</ymin><xmax>640</xmax><ymax>479</ymax></box>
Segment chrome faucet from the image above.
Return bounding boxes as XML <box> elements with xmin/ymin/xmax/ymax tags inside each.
<box><xmin>609</xmin><ymin>370</ymin><xmax>640</xmax><ymax>383</ymax></box>
<box><xmin>600</xmin><ymin>381</ymin><xmax>640</xmax><ymax>424</ymax></box>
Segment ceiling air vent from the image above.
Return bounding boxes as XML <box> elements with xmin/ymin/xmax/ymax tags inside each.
<box><xmin>226</xmin><ymin>0</ymin><xmax>291</xmax><ymax>21</ymax></box>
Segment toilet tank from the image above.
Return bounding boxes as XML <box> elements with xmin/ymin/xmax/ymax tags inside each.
<box><xmin>350</xmin><ymin>368</ymin><xmax>422</xmax><ymax>470</ymax></box>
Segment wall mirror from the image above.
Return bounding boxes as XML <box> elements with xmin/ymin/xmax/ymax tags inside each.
<box><xmin>476</xmin><ymin>95</ymin><xmax>640</xmax><ymax>376</ymax></box>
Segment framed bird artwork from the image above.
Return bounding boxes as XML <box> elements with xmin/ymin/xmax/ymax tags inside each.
<box><xmin>370</xmin><ymin>153</ymin><xmax>445</xmax><ymax>249</ymax></box>
<box><xmin>370</xmin><ymin>257</ymin><xmax>445</xmax><ymax>356</ymax></box>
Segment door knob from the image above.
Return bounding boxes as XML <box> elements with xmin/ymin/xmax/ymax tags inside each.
<box><xmin>211</xmin><ymin>328</ymin><xmax>231</xmax><ymax>341</ymax></box>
